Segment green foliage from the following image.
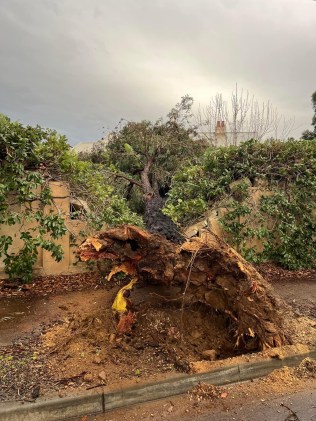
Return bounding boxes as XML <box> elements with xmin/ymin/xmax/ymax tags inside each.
<box><xmin>101</xmin><ymin>96</ymin><xmax>207</xmax><ymax>213</ymax></box>
<box><xmin>0</xmin><ymin>114</ymin><xmax>141</xmax><ymax>281</ymax></box>
<box><xmin>301</xmin><ymin>90</ymin><xmax>316</xmax><ymax>140</ymax></box>
<box><xmin>39</xmin><ymin>144</ymin><xmax>142</xmax><ymax>229</ymax></box>
<box><xmin>77</xmin><ymin>140</ymin><xmax>110</xmax><ymax>164</ymax></box>
<box><xmin>301</xmin><ymin>130</ymin><xmax>316</xmax><ymax>140</ymax></box>
<box><xmin>165</xmin><ymin>139</ymin><xmax>316</xmax><ymax>269</ymax></box>
<box><xmin>0</xmin><ymin>115</ymin><xmax>67</xmax><ymax>281</ymax></box>
<box><xmin>259</xmin><ymin>186</ymin><xmax>316</xmax><ymax>269</ymax></box>
<box><xmin>107</xmin><ymin>121</ymin><xmax>204</xmax><ymax>188</ymax></box>
<box><xmin>218</xmin><ymin>180</ymin><xmax>253</xmax><ymax>254</ymax></box>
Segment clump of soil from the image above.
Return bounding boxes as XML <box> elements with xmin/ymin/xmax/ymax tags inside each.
<box><xmin>188</xmin><ymin>383</ymin><xmax>226</xmax><ymax>403</ymax></box>
<box><xmin>0</xmin><ymin>291</ymin><xmax>235</xmax><ymax>402</ymax></box>
<box><xmin>294</xmin><ymin>357</ymin><xmax>316</xmax><ymax>378</ymax></box>
<box><xmin>251</xmin><ymin>357</ymin><xmax>316</xmax><ymax>396</ymax></box>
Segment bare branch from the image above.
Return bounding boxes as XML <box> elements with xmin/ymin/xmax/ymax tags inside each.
<box><xmin>101</xmin><ymin>169</ymin><xmax>143</xmax><ymax>189</ymax></box>
<box><xmin>196</xmin><ymin>86</ymin><xmax>295</xmax><ymax>145</ymax></box>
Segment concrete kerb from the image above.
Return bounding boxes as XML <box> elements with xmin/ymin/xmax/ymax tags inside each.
<box><xmin>1</xmin><ymin>350</ymin><xmax>315</xmax><ymax>421</ymax></box>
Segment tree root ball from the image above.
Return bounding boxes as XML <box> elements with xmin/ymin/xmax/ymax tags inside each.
<box><xmin>78</xmin><ymin>225</ymin><xmax>289</xmax><ymax>352</ymax></box>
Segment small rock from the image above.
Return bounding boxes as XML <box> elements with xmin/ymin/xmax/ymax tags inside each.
<box><xmin>201</xmin><ymin>349</ymin><xmax>217</xmax><ymax>361</ymax></box>
<box><xmin>83</xmin><ymin>373</ymin><xmax>93</xmax><ymax>382</ymax></box>
<box><xmin>94</xmin><ymin>356</ymin><xmax>102</xmax><ymax>364</ymax></box>
<box><xmin>31</xmin><ymin>385</ymin><xmax>40</xmax><ymax>399</ymax></box>
<box><xmin>191</xmin><ymin>330</ymin><xmax>202</xmax><ymax>339</ymax></box>
<box><xmin>98</xmin><ymin>371</ymin><xmax>107</xmax><ymax>381</ymax></box>
<box><xmin>268</xmin><ymin>349</ymin><xmax>284</xmax><ymax>360</ymax></box>
<box><xmin>109</xmin><ymin>333</ymin><xmax>116</xmax><ymax>343</ymax></box>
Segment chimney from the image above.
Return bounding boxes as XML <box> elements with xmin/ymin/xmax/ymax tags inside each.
<box><xmin>215</xmin><ymin>121</ymin><xmax>226</xmax><ymax>134</ymax></box>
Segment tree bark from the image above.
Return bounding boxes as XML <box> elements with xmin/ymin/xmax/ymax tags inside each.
<box><xmin>78</xmin><ymin>225</ymin><xmax>287</xmax><ymax>352</ymax></box>
<box><xmin>140</xmin><ymin>160</ymin><xmax>184</xmax><ymax>243</ymax></box>
<box><xmin>140</xmin><ymin>159</ymin><xmax>154</xmax><ymax>195</ymax></box>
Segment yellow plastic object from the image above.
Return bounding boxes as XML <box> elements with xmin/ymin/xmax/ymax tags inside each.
<box><xmin>112</xmin><ymin>277</ymin><xmax>138</xmax><ymax>313</ymax></box>
<box><xmin>248</xmin><ymin>327</ymin><xmax>255</xmax><ymax>337</ymax></box>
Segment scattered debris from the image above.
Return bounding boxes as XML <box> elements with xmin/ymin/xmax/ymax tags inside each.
<box><xmin>188</xmin><ymin>383</ymin><xmax>224</xmax><ymax>403</ymax></box>
<box><xmin>295</xmin><ymin>358</ymin><xmax>316</xmax><ymax>378</ymax></box>
<box><xmin>98</xmin><ymin>371</ymin><xmax>107</xmax><ymax>382</ymax></box>
<box><xmin>0</xmin><ymin>273</ymin><xmax>101</xmax><ymax>298</ymax></box>
<box><xmin>201</xmin><ymin>349</ymin><xmax>217</xmax><ymax>361</ymax></box>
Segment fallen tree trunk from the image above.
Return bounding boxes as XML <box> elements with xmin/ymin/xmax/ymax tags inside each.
<box><xmin>78</xmin><ymin>225</ymin><xmax>287</xmax><ymax>352</ymax></box>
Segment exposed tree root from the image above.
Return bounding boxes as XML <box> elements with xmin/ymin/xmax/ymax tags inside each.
<box><xmin>78</xmin><ymin>225</ymin><xmax>288</xmax><ymax>352</ymax></box>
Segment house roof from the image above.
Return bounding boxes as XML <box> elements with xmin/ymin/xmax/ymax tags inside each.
<box><xmin>72</xmin><ymin>142</ymin><xmax>96</xmax><ymax>154</ymax></box>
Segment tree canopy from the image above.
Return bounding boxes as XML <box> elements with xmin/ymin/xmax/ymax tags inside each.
<box><xmin>89</xmin><ymin>96</ymin><xmax>206</xmax><ymax>201</ymax></box>
<box><xmin>301</xmin><ymin>90</ymin><xmax>316</xmax><ymax>140</ymax></box>
<box><xmin>78</xmin><ymin>96</ymin><xmax>207</xmax><ymax>242</ymax></box>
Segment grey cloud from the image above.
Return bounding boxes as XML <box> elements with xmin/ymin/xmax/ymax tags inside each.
<box><xmin>0</xmin><ymin>0</ymin><xmax>315</xmax><ymax>143</ymax></box>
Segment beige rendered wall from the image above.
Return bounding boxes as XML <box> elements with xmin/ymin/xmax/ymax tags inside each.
<box><xmin>184</xmin><ymin>179</ymin><xmax>273</xmax><ymax>252</ymax></box>
<box><xmin>0</xmin><ymin>181</ymin><xmax>90</xmax><ymax>279</ymax></box>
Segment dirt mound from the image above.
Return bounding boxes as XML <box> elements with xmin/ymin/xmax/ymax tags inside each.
<box><xmin>1</xmin><ymin>281</ymin><xmax>315</xmax><ymax>402</ymax></box>
<box><xmin>295</xmin><ymin>357</ymin><xmax>316</xmax><ymax>378</ymax></box>
<box><xmin>40</xmin><ymin>286</ymin><xmax>240</xmax><ymax>390</ymax></box>
<box><xmin>38</xmin><ymin>277</ymin><xmax>315</xmax><ymax>396</ymax></box>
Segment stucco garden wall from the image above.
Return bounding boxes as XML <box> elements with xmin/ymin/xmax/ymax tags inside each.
<box><xmin>184</xmin><ymin>178</ymin><xmax>273</xmax><ymax>252</ymax></box>
<box><xmin>0</xmin><ymin>181</ymin><xmax>89</xmax><ymax>279</ymax></box>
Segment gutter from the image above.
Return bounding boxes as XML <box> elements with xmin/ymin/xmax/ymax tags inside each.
<box><xmin>1</xmin><ymin>350</ymin><xmax>315</xmax><ymax>421</ymax></box>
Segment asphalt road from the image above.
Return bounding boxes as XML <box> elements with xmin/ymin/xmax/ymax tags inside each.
<box><xmin>84</xmin><ymin>388</ymin><xmax>316</xmax><ymax>421</ymax></box>
<box><xmin>189</xmin><ymin>389</ymin><xmax>316</xmax><ymax>421</ymax></box>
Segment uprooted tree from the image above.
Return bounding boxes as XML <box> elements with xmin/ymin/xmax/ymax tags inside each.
<box><xmin>78</xmin><ymin>225</ymin><xmax>288</xmax><ymax>353</ymax></box>
<box><xmin>85</xmin><ymin>95</ymin><xmax>207</xmax><ymax>243</ymax></box>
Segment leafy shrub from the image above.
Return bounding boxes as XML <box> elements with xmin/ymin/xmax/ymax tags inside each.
<box><xmin>0</xmin><ymin>114</ymin><xmax>141</xmax><ymax>281</ymax></box>
<box><xmin>165</xmin><ymin>139</ymin><xmax>316</xmax><ymax>269</ymax></box>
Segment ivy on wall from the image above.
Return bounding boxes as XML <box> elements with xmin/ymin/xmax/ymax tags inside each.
<box><xmin>165</xmin><ymin>139</ymin><xmax>316</xmax><ymax>269</ymax></box>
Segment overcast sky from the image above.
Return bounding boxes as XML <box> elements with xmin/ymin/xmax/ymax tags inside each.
<box><xmin>0</xmin><ymin>0</ymin><xmax>315</xmax><ymax>144</ymax></box>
